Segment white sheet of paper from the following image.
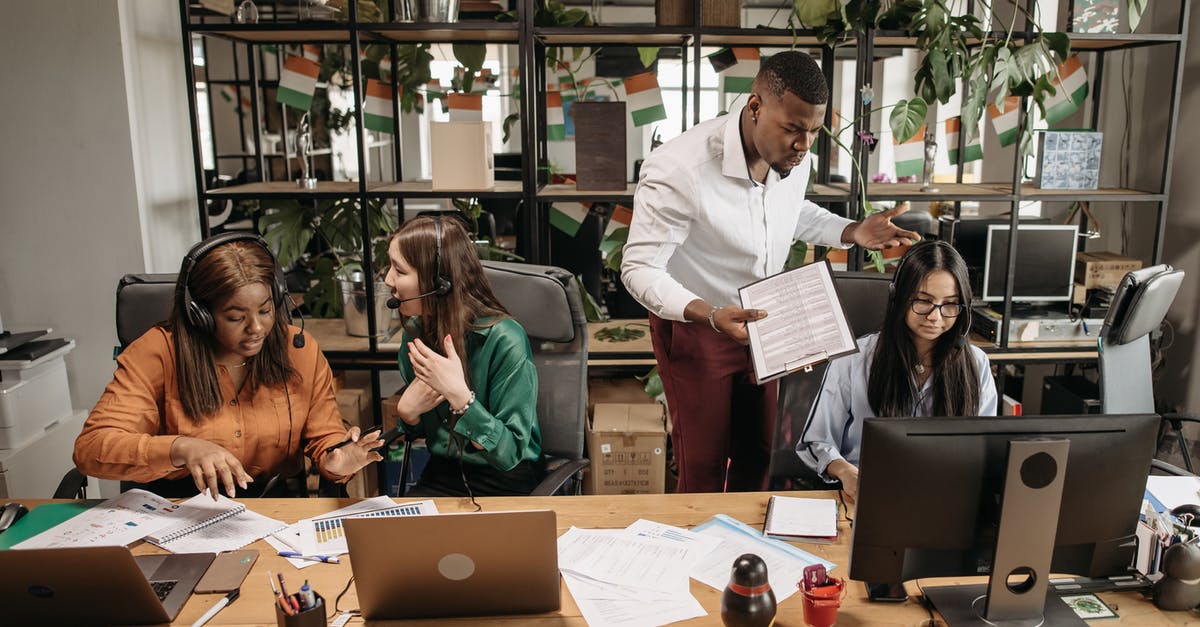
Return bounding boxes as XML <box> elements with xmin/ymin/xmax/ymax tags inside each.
<box><xmin>264</xmin><ymin>534</ymin><xmax>318</xmax><ymax>570</ymax></box>
<box><xmin>690</xmin><ymin>514</ymin><xmax>835</xmax><ymax>602</ymax></box>
<box><xmin>563</xmin><ymin>571</ymin><xmax>706</xmax><ymax>627</ymax></box>
<box><xmin>624</xmin><ymin>519</ymin><xmax>723</xmax><ymax>567</ymax></box>
<box><xmin>273</xmin><ymin>498</ymin><xmax>438</xmax><ymax>556</ymax></box>
<box><xmin>156</xmin><ymin>508</ymin><xmax>286</xmax><ymax>554</ymax></box>
<box><xmin>558</xmin><ymin>527</ymin><xmax>694</xmax><ymax>596</ymax></box>
<box><xmin>13</xmin><ymin>489</ymin><xmax>183</xmax><ymax>549</ymax></box>
<box><xmin>740</xmin><ymin>261</ymin><xmax>856</xmax><ymax>383</ymax></box>
<box><xmin>764</xmin><ymin>496</ymin><xmax>838</xmax><ymax>538</ymax></box>
<box><xmin>1146</xmin><ymin>475</ymin><xmax>1200</xmax><ymax>511</ymax></box>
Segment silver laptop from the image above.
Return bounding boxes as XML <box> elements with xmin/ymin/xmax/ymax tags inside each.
<box><xmin>345</xmin><ymin>510</ymin><xmax>560</xmax><ymax>619</ymax></box>
<box><xmin>0</xmin><ymin>546</ymin><xmax>214</xmax><ymax>625</ymax></box>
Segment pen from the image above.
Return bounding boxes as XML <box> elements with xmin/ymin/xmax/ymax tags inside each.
<box><xmin>278</xmin><ymin>551</ymin><xmax>341</xmax><ymax>564</ymax></box>
<box><xmin>268</xmin><ymin>570</ymin><xmax>293</xmax><ymax>616</ymax></box>
<box><xmin>190</xmin><ymin>588</ymin><xmax>239</xmax><ymax>627</ymax></box>
<box><xmin>326</xmin><ymin>425</ymin><xmax>381</xmax><ymax>451</ymax></box>
<box><xmin>278</xmin><ymin>573</ymin><xmax>299</xmax><ymax>612</ymax></box>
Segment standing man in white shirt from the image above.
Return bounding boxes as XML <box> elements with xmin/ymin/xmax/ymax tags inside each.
<box><xmin>621</xmin><ymin>51</ymin><xmax>919</xmax><ymax>493</ymax></box>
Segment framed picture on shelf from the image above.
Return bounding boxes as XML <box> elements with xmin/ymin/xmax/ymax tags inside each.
<box><xmin>1069</xmin><ymin>0</ymin><xmax>1121</xmax><ymax>34</ymax></box>
<box><xmin>1035</xmin><ymin>130</ymin><xmax>1102</xmax><ymax>190</ymax></box>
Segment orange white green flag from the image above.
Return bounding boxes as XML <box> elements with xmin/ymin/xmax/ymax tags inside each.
<box><xmin>546</xmin><ymin>90</ymin><xmax>567</xmax><ymax>141</ymax></box>
<box><xmin>624</xmin><ymin>72</ymin><xmax>667</xmax><ymax>127</ymax></box>
<box><xmin>945</xmin><ymin>116</ymin><xmax>982</xmax><ymax>165</ymax></box>
<box><xmin>721</xmin><ymin>48</ymin><xmax>760</xmax><ymax>95</ymax></box>
<box><xmin>363</xmin><ymin>79</ymin><xmax>394</xmax><ymax>133</ymax></box>
<box><xmin>599</xmin><ymin>205</ymin><xmax>633</xmax><ymax>255</ymax></box>
<box><xmin>277</xmin><ymin>55</ymin><xmax>321</xmax><ymax>111</ymax></box>
<box><xmin>893</xmin><ymin>124</ymin><xmax>925</xmax><ymax>178</ymax></box>
<box><xmin>989</xmin><ymin>96</ymin><xmax>1021</xmax><ymax>147</ymax></box>
<box><xmin>302</xmin><ymin>44</ymin><xmax>321</xmax><ymax>62</ymax></box>
<box><xmin>1043</xmin><ymin>55</ymin><xmax>1089</xmax><ymax>125</ymax></box>
<box><xmin>550</xmin><ymin>202</ymin><xmax>590</xmax><ymax>237</ymax></box>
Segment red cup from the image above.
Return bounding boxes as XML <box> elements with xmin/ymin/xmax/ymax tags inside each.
<box><xmin>800</xmin><ymin>577</ymin><xmax>845</xmax><ymax>627</ymax></box>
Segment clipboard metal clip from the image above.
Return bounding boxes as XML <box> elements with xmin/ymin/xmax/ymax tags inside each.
<box><xmin>784</xmin><ymin>351</ymin><xmax>828</xmax><ymax>375</ymax></box>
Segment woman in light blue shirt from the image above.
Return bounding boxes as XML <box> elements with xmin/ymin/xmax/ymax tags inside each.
<box><xmin>797</xmin><ymin>240</ymin><xmax>997</xmax><ymax>501</ymax></box>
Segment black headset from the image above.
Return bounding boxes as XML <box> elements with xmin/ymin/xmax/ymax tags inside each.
<box><xmin>889</xmin><ymin>240</ymin><xmax>971</xmax><ymax>348</ymax></box>
<box><xmin>178</xmin><ymin>231</ymin><xmax>305</xmax><ymax>348</ymax></box>
<box><xmin>431</xmin><ymin>215</ymin><xmax>453</xmax><ymax>298</ymax></box>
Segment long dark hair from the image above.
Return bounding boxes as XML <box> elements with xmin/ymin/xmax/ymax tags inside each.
<box><xmin>168</xmin><ymin>240</ymin><xmax>295</xmax><ymax>420</ymax></box>
<box><xmin>390</xmin><ymin>216</ymin><xmax>510</xmax><ymax>383</ymax></box>
<box><xmin>867</xmin><ymin>240</ymin><xmax>979</xmax><ymax>418</ymax></box>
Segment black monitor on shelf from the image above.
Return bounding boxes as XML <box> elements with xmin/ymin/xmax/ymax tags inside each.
<box><xmin>980</xmin><ymin>224</ymin><xmax>1079</xmax><ymax>303</ymax></box>
<box><xmin>849</xmin><ymin>414</ymin><xmax>1157</xmax><ymax>626</ymax></box>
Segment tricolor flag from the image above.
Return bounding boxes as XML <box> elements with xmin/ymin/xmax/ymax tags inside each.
<box><xmin>721</xmin><ymin>48</ymin><xmax>760</xmax><ymax>95</ymax></box>
<box><xmin>217</xmin><ymin>85</ymin><xmax>251</xmax><ymax>115</ymax></box>
<box><xmin>550</xmin><ymin>202</ymin><xmax>590</xmax><ymax>236</ymax></box>
<box><xmin>945</xmin><ymin>116</ymin><xmax>982</xmax><ymax>165</ymax></box>
<box><xmin>363</xmin><ymin>79</ymin><xmax>393</xmax><ymax>133</ymax></box>
<box><xmin>277</xmin><ymin>55</ymin><xmax>321</xmax><ymax>111</ymax></box>
<box><xmin>624</xmin><ymin>72</ymin><xmax>667</xmax><ymax>127</ymax></box>
<box><xmin>600</xmin><ymin>205</ymin><xmax>633</xmax><ymax>255</ymax></box>
<box><xmin>989</xmin><ymin>96</ymin><xmax>1021</xmax><ymax>147</ymax></box>
<box><xmin>302</xmin><ymin>44</ymin><xmax>321</xmax><ymax>62</ymax></box>
<box><xmin>557</xmin><ymin>72</ymin><xmax>576</xmax><ymax>102</ymax></box>
<box><xmin>472</xmin><ymin>68</ymin><xmax>495</xmax><ymax>93</ymax></box>
<box><xmin>546</xmin><ymin>90</ymin><xmax>566</xmax><ymax>141</ymax></box>
<box><xmin>1043</xmin><ymin>55</ymin><xmax>1089</xmax><ymax>125</ymax></box>
<box><xmin>448</xmin><ymin>92</ymin><xmax>483</xmax><ymax>122</ymax></box>
<box><xmin>893</xmin><ymin>123</ymin><xmax>925</xmax><ymax>178</ymax></box>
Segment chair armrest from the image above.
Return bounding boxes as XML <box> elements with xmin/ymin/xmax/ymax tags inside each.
<box><xmin>530</xmin><ymin>459</ymin><xmax>590</xmax><ymax>496</ymax></box>
<box><xmin>1151</xmin><ymin>459</ymin><xmax>1197</xmax><ymax>477</ymax></box>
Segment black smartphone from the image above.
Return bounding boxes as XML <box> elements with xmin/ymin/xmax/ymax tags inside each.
<box><xmin>865</xmin><ymin>581</ymin><xmax>909</xmax><ymax>603</ymax></box>
<box><xmin>327</xmin><ymin>425</ymin><xmax>382</xmax><ymax>451</ymax></box>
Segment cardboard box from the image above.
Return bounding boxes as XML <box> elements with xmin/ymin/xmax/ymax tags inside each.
<box><xmin>588</xmin><ymin>378</ymin><xmax>653</xmax><ymax>417</ymax></box>
<box><xmin>335</xmin><ymin>387</ymin><xmax>371</xmax><ymax>430</ymax></box>
<box><xmin>1075</xmin><ymin>251</ymin><xmax>1142</xmax><ymax>290</ymax></box>
<box><xmin>584</xmin><ymin>403</ymin><xmax>666</xmax><ymax>495</ymax></box>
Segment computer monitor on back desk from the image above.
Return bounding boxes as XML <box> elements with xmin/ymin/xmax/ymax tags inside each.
<box><xmin>849</xmin><ymin>414</ymin><xmax>1158</xmax><ymax>626</ymax></box>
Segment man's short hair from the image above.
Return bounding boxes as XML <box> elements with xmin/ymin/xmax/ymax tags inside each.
<box><xmin>756</xmin><ymin>50</ymin><xmax>829</xmax><ymax>105</ymax></box>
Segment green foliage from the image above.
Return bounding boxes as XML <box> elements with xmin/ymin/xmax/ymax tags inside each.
<box><xmin>392</xmin><ymin>43</ymin><xmax>435</xmax><ymax>113</ymax></box>
<box><xmin>594</xmin><ymin>324</ymin><xmax>646</xmax><ymax>342</ymax></box>
<box><xmin>601</xmin><ymin>226</ymin><xmax>629</xmax><ymax>273</ymax></box>
<box><xmin>785</xmin><ymin>240</ymin><xmax>809</xmax><ymax>271</ymax></box>
<box><xmin>248</xmin><ymin>197</ymin><xmax>396</xmax><ymax>318</ymax></box>
<box><xmin>637</xmin><ymin>47</ymin><xmax>660</xmax><ymax>68</ymax></box>
<box><xmin>497</xmin><ymin>0</ymin><xmax>593</xmax><ymax>27</ymax></box>
<box><xmin>1128</xmin><ymin>0</ymin><xmax>1147</xmax><ymax>32</ymax></box>
<box><xmin>637</xmin><ymin>366</ymin><xmax>664</xmax><ymax>399</ymax></box>
<box><xmin>575</xmin><ymin>275</ymin><xmax>608</xmax><ymax>323</ymax></box>
<box><xmin>795</xmin><ymin>0</ymin><xmax>1071</xmax><ymax>154</ymax></box>
<box><xmin>888</xmin><ymin>97</ymin><xmax>928</xmax><ymax>143</ymax></box>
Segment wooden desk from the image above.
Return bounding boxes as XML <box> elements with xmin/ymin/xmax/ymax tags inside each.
<box><xmin>23</xmin><ymin>492</ymin><xmax>1179</xmax><ymax>625</ymax></box>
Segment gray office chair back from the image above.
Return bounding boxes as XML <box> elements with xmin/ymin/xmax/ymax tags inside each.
<box><xmin>116</xmin><ymin>274</ymin><xmax>178</xmax><ymax>349</ymax></box>
<box><xmin>1098</xmin><ymin>264</ymin><xmax>1184</xmax><ymax>414</ymax></box>
<box><xmin>770</xmin><ymin>271</ymin><xmax>892</xmax><ymax>487</ymax></box>
<box><xmin>481</xmin><ymin>261</ymin><xmax>589</xmax><ymax>493</ymax></box>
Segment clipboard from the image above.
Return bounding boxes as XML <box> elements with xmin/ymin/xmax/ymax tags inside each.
<box><xmin>738</xmin><ymin>260</ymin><xmax>859</xmax><ymax>384</ymax></box>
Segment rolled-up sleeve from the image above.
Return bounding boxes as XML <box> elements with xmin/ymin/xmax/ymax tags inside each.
<box><xmin>796</xmin><ymin>357</ymin><xmax>856</xmax><ymax>482</ymax></box>
<box><xmin>73</xmin><ymin>330</ymin><xmax>180</xmax><ymax>482</ymax></box>
<box><xmin>299</xmin><ymin>337</ymin><xmax>355</xmax><ymax>481</ymax></box>
<box><xmin>451</xmin><ymin>331</ymin><xmax>539</xmax><ymax>471</ymax></box>
<box><xmin>621</xmin><ymin>158</ymin><xmax>702</xmax><ymax>322</ymax></box>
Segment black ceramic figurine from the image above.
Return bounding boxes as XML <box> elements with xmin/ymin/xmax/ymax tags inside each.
<box><xmin>721</xmin><ymin>553</ymin><xmax>777</xmax><ymax>627</ymax></box>
<box><xmin>1154</xmin><ymin>540</ymin><xmax>1200</xmax><ymax>611</ymax></box>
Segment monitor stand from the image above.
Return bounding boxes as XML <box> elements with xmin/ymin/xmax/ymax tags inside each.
<box><xmin>924</xmin><ymin>439</ymin><xmax>1085</xmax><ymax>626</ymax></box>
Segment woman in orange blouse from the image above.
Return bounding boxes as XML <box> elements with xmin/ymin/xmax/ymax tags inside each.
<box><xmin>74</xmin><ymin>233</ymin><xmax>382</xmax><ymax>499</ymax></box>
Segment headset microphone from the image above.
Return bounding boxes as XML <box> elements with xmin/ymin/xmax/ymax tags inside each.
<box><xmin>386</xmin><ymin>288</ymin><xmax>438</xmax><ymax>309</ymax></box>
<box><xmin>292</xmin><ymin>305</ymin><xmax>307</xmax><ymax>348</ymax></box>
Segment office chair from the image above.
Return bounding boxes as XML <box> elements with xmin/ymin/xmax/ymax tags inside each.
<box><xmin>1097</xmin><ymin>264</ymin><xmax>1197</xmax><ymax>472</ymax></box>
<box><xmin>397</xmin><ymin>260</ymin><xmax>590</xmax><ymax>496</ymax></box>
<box><xmin>769</xmin><ymin>272</ymin><xmax>892</xmax><ymax>489</ymax></box>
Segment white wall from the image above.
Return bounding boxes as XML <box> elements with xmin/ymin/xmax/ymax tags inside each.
<box><xmin>0</xmin><ymin>0</ymin><xmax>195</xmax><ymax>411</ymax></box>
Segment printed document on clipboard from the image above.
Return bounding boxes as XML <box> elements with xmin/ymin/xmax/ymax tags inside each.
<box><xmin>739</xmin><ymin>260</ymin><xmax>858</xmax><ymax>384</ymax></box>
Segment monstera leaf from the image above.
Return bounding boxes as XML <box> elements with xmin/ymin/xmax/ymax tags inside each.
<box><xmin>889</xmin><ymin>97</ymin><xmax>928</xmax><ymax>144</ymax></box>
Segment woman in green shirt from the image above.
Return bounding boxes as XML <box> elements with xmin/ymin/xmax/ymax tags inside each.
<box><xmin>384</xmin><ymin>216</ymin><xmax>541</xmax><ymax>497</ymax></box>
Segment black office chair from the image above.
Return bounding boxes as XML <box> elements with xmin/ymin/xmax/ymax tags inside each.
<box><xmin>397</xmin><ymin>260</ymin><xmax>590</xmax><ymax>496</ymax></box>
<box><xmin>1097</xmin><ymin>264</ymin><xmax>1198</xmax><ymax>472</ymax></box>
<box><xmin>768</xmin><ymin>272</ymin><xmax>892</xmax><ymax>490</ymax></box>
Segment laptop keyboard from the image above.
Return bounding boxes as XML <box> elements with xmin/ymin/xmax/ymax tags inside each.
<box><xmin>151</xmin><ymin>580</ymin><xmax>178</xmax><ymax>602</ymax></box>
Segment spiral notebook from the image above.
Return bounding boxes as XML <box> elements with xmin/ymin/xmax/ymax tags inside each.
<box><xmin>145</xmin><ymin>492</ymin><xmax>286</xmax><ymax>554</ymax></box>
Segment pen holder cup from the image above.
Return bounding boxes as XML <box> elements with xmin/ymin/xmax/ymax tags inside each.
<box><xmin>800</xmin><ymin>577</ymin><xmax>845</xmax><ymax>627</ymax></box>
<box><xmin>276</xmin><ymin>593</ymin><xmax>326</xmax><ymax>627</ymax></box>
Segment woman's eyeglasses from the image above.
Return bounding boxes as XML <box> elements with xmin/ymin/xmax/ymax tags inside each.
<box><xmin>909</xmin><ymin>299</ymin><xmax>963</xmax><ymax>318</ymax></box>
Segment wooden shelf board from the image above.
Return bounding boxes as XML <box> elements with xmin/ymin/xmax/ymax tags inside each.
<box><xmin>700</xmin><ymin>29</ymin><xmax>823</xmax><ymax>47</ymax></box>
<box><xmin>366</xmin><ymin>22</ymin><xmax>519</xmax><ymax>43</ymax></box>
<box><xmin>865</xmin><ymin>182</ymin><xmax>1013</xmax><ymax>200</ymax></box>
<box><xmin>537</xmin><ymin>184</ymin><xmax>636</xmax><ymax>201</ymax></box>
<box><xmin>372</xmin><ymin>180</ymin><xmax>524</xmax><ymax>196</ymax></box>
<box><xmin>207</xmin><ymin>181</ymin><xmax>365</xmax><ymax>196</ymax></box>
<box><xmin>537</xmin><ymin>28</ymin><xmax>691</xmax><ymax>45</ymax></box>
<box><xmin>588</xmin><ymin>320</ymin><xmax>653</xmax><ymax>356</ymax></box>
<box><xmin>191</xmin><ymin>26</ymin><xmax>364</xmax><ymax>44</ymax></box>
<box><xmin>1019</xmin><ymin>184</ymin><xmax>1163</xmax><ymax>202</ymax></box>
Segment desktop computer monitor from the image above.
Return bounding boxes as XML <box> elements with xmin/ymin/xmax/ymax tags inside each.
<box><xmin>849</xmin><ymin>414</ymin><xmax>1157</xmax><ymax>625</ymax></box>
<box><xmin>981</xmin><ymin>224</ymin><xmax>1079</xmax><ymax>303</ymax></box>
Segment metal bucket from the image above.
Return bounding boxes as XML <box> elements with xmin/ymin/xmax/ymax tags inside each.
<box><xmin>339</xmin><ymin>274</ymin><xmax>395</xmax><ymax>337</ymax></box>
<box><xmin>395</xmin><ymin>0</ymin><xmax>458</xmax><ymax>23</ymax></box>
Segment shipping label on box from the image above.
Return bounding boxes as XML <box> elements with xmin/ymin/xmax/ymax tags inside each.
<box><xmin>1075</xmin><ymin>251</ymin><xmax>1142</xmax><ymax>290</ymax></box>
<box><xmin>584</xmin><ymin>403</ymin><xmax>666</xmax><ymax>495</ymax></box>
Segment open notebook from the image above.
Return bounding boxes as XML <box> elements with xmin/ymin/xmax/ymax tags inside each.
<box><xmin>145</xmin><ymin>492</ymin><xmax>286</xmax><ymax>554</ymax></box>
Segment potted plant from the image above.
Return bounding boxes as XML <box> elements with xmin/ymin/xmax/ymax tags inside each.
<box><xmin>250</xmin><ymin>196</ymin><xmax>398</xmax><ymax>336</ymax></box>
